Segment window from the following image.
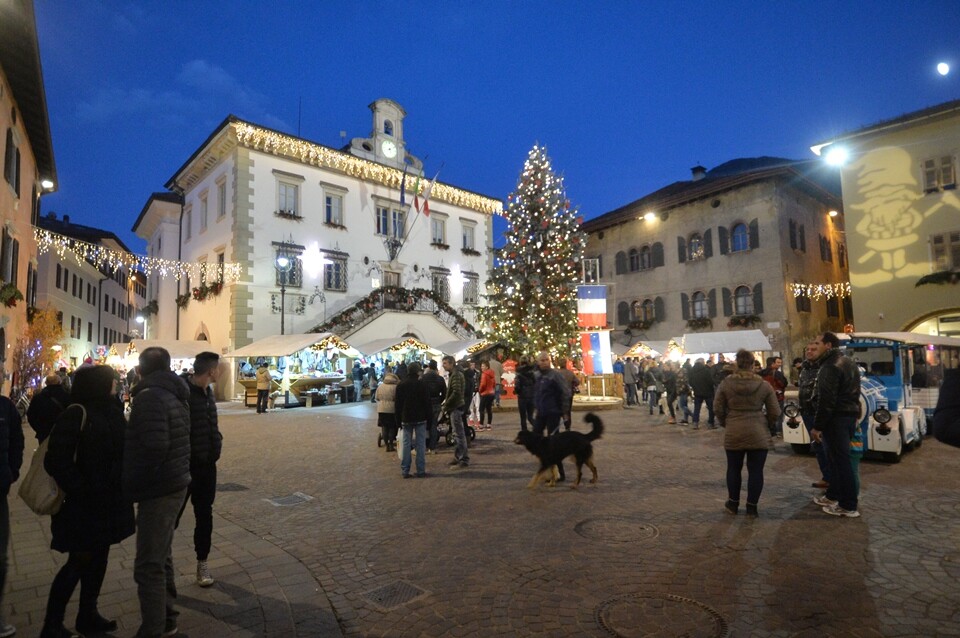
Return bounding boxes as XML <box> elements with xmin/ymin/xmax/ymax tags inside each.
<box><xmin>795</xmin><ymin>291</ymin><xmax>812</xmax><ymax>313</ymax></box>
<box><xmin>631</xmin><ymin>300</ymin><xmax>642</xmax><ymax>321</ymax></box>
<box><xmin>184</xmin><ymin>206</ymin><xmax>192</xmax><ymax>241</ymax></box>
<box><xmin>931</xmin><ymin>231</ymin><xmax>960</xmax><ymax>270</ymax></box>
<box><xmin>789</xmin><ymin>220</ymin><xmax>797</xmax><ymax>249</ymax></box>
<box><xmin>640</xmin><ymin>246</ymin><xmax>652</xmax><ymax>270</ymax></box>
<box><xmin>376</xmin><ymin>207</ymin><xmax>389</xmax><ymax>235</ymax></box>
<box><xmin>217</xmin><ymin>252</ymin><xmax>225</xmax><ymax>283</ymax></box>
<box><xmin>731</xmin><ymin>223</ymin><xmax>749</xmax><ymax>252</ymax></box>
<box><xmin>463</xmin><ymin>273</ymin><xmax>479</xmax><ymax>305</ymax></box>
<box><xmin>819</xmin><ymin>234</ymin><xmax>833</xmax><ymax>262</ymax></box>
<box><xmin>734</xmin><ymin>285</ymin><xmax>753</xmax><ymax>315</ymax></box>
<box><xmin>323</xmin><ymin>256</ymin><xmax>347</xmax><ymax>292</ymax></box>
<box><xmin>628</xmin><ymin>248</ymin><xmax>639</xmax><ymax>272</ymax></box>
<box><xmin>691</xmin><ymin>291</ymin><xmax>708</xmax><ymax>318</ymax></box>
<box><xmin>392</xmin><ymin>209</ymin><xmax>405</xmax><ymax>238</ymax></box>
<box><xmin>199</xmin><ymin>192</ymin><xmax>208</xmax><ymax>232</ymax></box>
<box><xmin>641</xmin><ymin>299</ymin><xmax>655</xmax><ymax>322</ymax></box>
<box><xmin>62</xmin><ymin>267</ymin><xmax>69</xmax><ymax>291</ymax></box>
<box><xmin>384</xmin><ymin>120</ymin><xmax>394</xmax><ymax>136</ymax></box>
<box><xmin>617</xmin><ymin>301</ymin><xmax>630</xmax><ymax>325</ymax></box>
<box><xmin>923</xmin><ymin>156</ymin><xmax>957</xmax><ymax>193</ymax></box>
<box><xmin>275</xmin><ymin>247</ymin><xmax>303</xmax><ymax>288</ymax></box>
<box><xmin>56</xmin><ymin>263</ymin><xmax>62</xmax><ymax>288</ymax></box>
<box><xmin>376</xmin><ymin>206</ymin><xmax>405</xmax><ymax>238</ymax></box>
<box><xmin>431</xmin><ymin>217</ymin><xmax>447</xmax><ymax>245</ymax></box>
<box><xmin>826</xmin><ymin>297</ymin><xmax>840</xmax><ymax>318</ymax></box>
<box><xmin>217</xmin><ymin>179</ymin><xmax>227</xmax><ymax>219</ymax></box>
<box><xmin>462</xmin><ymin>224</ymin><xmax>476</xmax><ymax>250</ymax></box>
<box><xmin>325</xmin><ymin>193</ymin><xmax>343</xmax><ymax>226</ymax></box>
<box><xmin>838</xmin><ymin>243</ymin><xmax>847</xmax><ymax>268</ymax></box>
<box><xmin>278</xmin><ymin>182</ymin><xmax>299</xmax><ymax>216</ymax></box>
<box><xmin>3</xmin><ymin>128</ymin><xmax>20</xmax><ymax>197</ymax></box>
<box><xmin>432</xmin><ymin>270</ymin><xmax>450</xmax><ymax>303</ymax></box>
<box><xmin>88</xmin><ymin>322</ymin><xmax>93</xmax><ymax>342</ymax></box>
<box><xmin>688</xmin><ymin>234</ymin><xmax>704</xmax><ymax>261</ymax></box>
<box><xmin>72</xmin><ymin>274</ymin><xmax>77</xmax><ymax>298</ymax></box>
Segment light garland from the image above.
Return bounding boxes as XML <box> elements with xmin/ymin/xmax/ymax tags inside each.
<box><xmin>466</xmin><ymin>340</ymin><xmax>491</xmax><ymax>354</ymax></box>
<box><xmin>390</xmin><ymin>337</ymin><xmax>431</xmax><ymax>352</ymax></box>
<box><xmin>35</xmin><ymin>227</ymin><xmax>244</xmax><ymax>283</ymax></box>
<box><xmin>231</xmin><ymin>122</ymin><xmax>503</xmax><ymax>216</ymax></box>
<box><xmin>790</xmin><ymin>282</ymin><xmax>851</xmax><ymax>300</ymax></box>
<box><xmin>309</xmin><ymin>335</ymin><xmax>352</xmax><ymax>351</ymax></box>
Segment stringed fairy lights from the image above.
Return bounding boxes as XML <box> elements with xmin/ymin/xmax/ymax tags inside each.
<box><xmin>231</xmin><ymin>122</ymin><xmax>503</xmax><ymax>216</ymax></box>
<box><xmin>789</xmin><ymin>282</ymin><xmax>851</xmax><ymax>300</ymax></box>
<box><xmin>35</xmin><ymin>228</ymin><xmax>244</xmax><ymax>283</ymax></box>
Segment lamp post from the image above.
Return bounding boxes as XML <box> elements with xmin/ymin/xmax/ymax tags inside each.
<box><xmin>275</xmin><ymin>243</ymin><xmax>295</xmax><ymax>335</ymax></box>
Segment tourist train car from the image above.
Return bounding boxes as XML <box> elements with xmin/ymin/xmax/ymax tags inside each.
<box><xmin>784</xmin><ymin>332</ymin><xmax>960</xmax><ymax>462</ymax></box>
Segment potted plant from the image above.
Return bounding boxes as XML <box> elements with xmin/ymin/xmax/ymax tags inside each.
<box><xmin>727</xmin><ymin>314</ymin><xmax>761</xmax><ymax>328</ymax></box>
<box><xmin>0</xmin><ymin>282</ymin><xmax>23</xmax><ymax>308</ymax></box>
<box><xmin>141</xmin><ymin>299</ymin><xmax>159</xmax><ymax>317</ymax></box>
<box><xmin>176</xmin><ymin>293</ymin><xmax>191</xmax><ymax>309</ymax></box>
<box><xmin>686</xmin><ymin>317</ymin><xmax>713</xmax><ymax>331</ymax></box>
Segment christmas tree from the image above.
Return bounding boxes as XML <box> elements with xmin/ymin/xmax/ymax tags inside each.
<box><xmin>481</xmin><ymin>145</ymin><xmax>586</xmax><ymax>358</ymax></box>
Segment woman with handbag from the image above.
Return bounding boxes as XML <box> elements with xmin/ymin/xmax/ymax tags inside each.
<box><xmin>40</xmin><ymin>366</ymin><xmax>135</xmax><ymax>638</ymax></box>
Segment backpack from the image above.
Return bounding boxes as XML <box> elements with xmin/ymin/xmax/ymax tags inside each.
<box><xmin>18</xmin><ymin>404</ymin><xmax>87</xmax><ymax>516</ymax></box>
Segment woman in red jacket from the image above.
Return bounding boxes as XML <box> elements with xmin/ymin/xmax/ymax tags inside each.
<box><xmin>478</xmin><ymin>361</ymin><xmax>496</xmax><ymax>430</ymax></box>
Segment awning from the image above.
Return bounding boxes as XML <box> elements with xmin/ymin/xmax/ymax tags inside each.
<box><xmin>434</xmin><ymin>338</ymin><xmax>488</xmax><ymax>356</ymax></box>
<box><xmin>109</xmin><ymin>339</ymin><xmax>215</xmax><ymax>361</ymax></box>
<box><xmin>354</xmin><ymin>336</ymin><xmax>440</xmax><ymax>357</ymax></box>
<box><xmin>224</xmin><ymin>333</ymin><xmax>353</xmax><ymax>358</ymax></box>
<box><xmin>681</xmin><ymin>329</ymin><xmax>772</xmax><ymax>354</ymax></box>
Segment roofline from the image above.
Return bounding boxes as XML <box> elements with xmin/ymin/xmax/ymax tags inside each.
<box><xmin>131</xmin><ymin>191</ymin><xmax>183</xmax><ymax>234</ymax></box>
<box><xmin>37</xmin><ymin>215</ymin><xmax>133</xmax><ymax>253</ymax></box>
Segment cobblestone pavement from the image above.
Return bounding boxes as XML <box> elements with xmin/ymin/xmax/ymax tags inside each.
<box><xmin>6</xmin><ymin>400</ymin><xmax>960</xmax><ymax>637</ymax></box>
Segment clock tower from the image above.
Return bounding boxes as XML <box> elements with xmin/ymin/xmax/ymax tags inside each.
<box><xmin>348</xmin><ymin>98</ymin><xmax>421</xmax><ymax>170</ymax></box>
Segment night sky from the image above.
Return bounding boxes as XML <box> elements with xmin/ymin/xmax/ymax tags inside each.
<box><xmin>33</xmin><ymin>1</ymin><xmax>959</xmax><ymax>252</ymax></box>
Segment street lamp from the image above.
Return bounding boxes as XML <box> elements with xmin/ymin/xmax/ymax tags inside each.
<box><xmin>275</xmin><ymin>243</ymin><xmax>295</xmax><ymax>335</ymax></box>
<box><xmin>133</xmin><ymin>314</ymin><xmax>145</xmax><ymax>339</ymax></box>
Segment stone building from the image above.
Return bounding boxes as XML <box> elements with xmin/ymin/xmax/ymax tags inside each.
<box><xmin>583</xmin><ymin>157</ymin><xmax>851</xmax><ymax>361</ymax></box>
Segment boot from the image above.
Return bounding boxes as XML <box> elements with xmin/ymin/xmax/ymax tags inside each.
<box><xmin>40</xmin><ymin>622</ymin><xmax>79</xmax><ymax>638</ymax></box>
<box><xmin>76</xmin><ymin>611</ymin><xmax>118</xmax><ymax>634</ymax></box>
<box><xmin>745</xmin><ymin>503</ymin><xmax>759</xmax><ymax>518</ymax></box>
<box><xmin>724</xmin><ymin>499</ymin><xmax>739</xmax><ymax>515</ymax></box>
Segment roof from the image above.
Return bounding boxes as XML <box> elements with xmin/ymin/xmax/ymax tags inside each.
<box><xmin>681</xmin><ymin>330</ymin><xmax>772</xmax><ymax>354</ymax></box>
<box><xmin>811</xmin><ymin>98</ymin><xmax>960</xmax><ymax>154</ymax></box>
<box><xmin>224</xmin><ymin>333</ymin><xmax>357</xmax><ymax>358</ymax></box>
<box><xmin>37</xmin><ymin>212</ymin><xmax>133</xmax><ymax>253</ymax></box>
<box><xmin>582</xmin><ymin>157</ymin><xmax>840</xmax><ymax>233</ymax></box>
<box><xmin>131</xmin><ymin>191</ymin><xmax>183</xmax><ymax>234</ymax></box>
<box><xmin>0</xmin><ymin>0</ymin><xmax>57</xmax><ymax>187</ymax></box>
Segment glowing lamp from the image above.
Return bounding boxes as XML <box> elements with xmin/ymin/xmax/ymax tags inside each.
<box><xmin>824</xmin><ymin>146</ymin><xmax>849</xmax><ymax>166</ymax></box>
<box><xmin>828</xmin><ymin>210</ymin><xmax>839</xmax><ymax>217</ymax></box>
<box><xmin>643</xmin><ymin>212</ymin><xmax>657</xmax><ymax>222</ymax></box>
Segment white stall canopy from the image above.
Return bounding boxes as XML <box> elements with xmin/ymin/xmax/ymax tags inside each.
<box><xmin>354</xmin><ymin>336</ymin><xmax>440</xmax><ymax>357</ymax></box>
<box><xmin>109</xmin><ymin>339</ymin><xmax>214</xmax><ymax>362</ymax></box>
<box><xmin>225</xmin><ymin>333</ymin><xmax>356</xmax><ymax>358</ymax></box>
<box><xmin>434</xmin><ymin>338</ymin><xmax>488</xmax><ymax>357</ymax></box>
<box><xmin>681</xmin><ymin>329</ymin><xmax>772</xmax><ymax>355</ymax></box>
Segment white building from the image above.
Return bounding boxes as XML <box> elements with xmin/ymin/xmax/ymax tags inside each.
<box><xmin>133</xmin><ymin>99</ymin><xmax>501</xmax><ymax>397</ymax></box>
<box><xmin>34</xmin><ymin>212</ymin><xmax>146</xmax><ymax>367</ymax></box>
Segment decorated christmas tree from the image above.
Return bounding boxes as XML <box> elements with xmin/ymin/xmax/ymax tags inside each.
<box><xmin>481</xmin><ymin>145</ymin><xmax>586</xmax><ymax>358</ymax></box>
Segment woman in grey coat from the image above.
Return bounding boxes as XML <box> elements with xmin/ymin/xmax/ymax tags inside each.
<box><xmin>714</xmin><ymin>349</ymin><xmax>781</xmax><ymax>517</ymax></box>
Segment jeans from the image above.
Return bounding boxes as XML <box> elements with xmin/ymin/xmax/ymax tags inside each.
<box><xmin>177</xmin><ymin>463</ymin><xmax>217</xmax><ymax>561</ymax></box>
<box><xmin>494</xmin><ymin>383</ymin><xmax>502</xmax><ymax>406</ymax></box>
<box><xmin>256</xmin><ymin>389</ymin><xmax>269</xmax><ymax>413</ymax></box>
<box><xmin>666</xmin><ymin>392</ymin><xmax>677</xmax><ymax>419</ymax></box>
<box><xmin>802</xmin><ymin>411</ymin><xmax>832</xmax><ymax>485</ymax></box>
<box><xmin>353</xmin><ymin>380</ymin><xmax>362</xmax><ymax>402</ymax></box>
<box><xmin>771</xmin><ymin>400</ymin><xmax>785</xmax><ymax>435</ymax></box>
<box><xmin>822</xmin><ymin>415</ymin><xmax>858</xmax><ymax>511</ymax></box>
<box><xmin>400</xmin><ymin>421</ymin><xmax>427</xmax><ymax>476</ymax></box>
<box><xmin>451</xmin><ymin>408</ymin><xmax>469</xmax><ymax>463</ymax></box>
<box><xmin>693</xmin><ymin>394</ymin><xmax>715</xmax><ymax>426</ymax></box>
<box><xmin>517</xmin><ymin>395</ymin><xmax>535</xmax><ymax>431</ymax></box>
<box><xmin>678</xmin><ymin>394</ymin><xmax>692</xmax><ymax>421</ymax></box>
<box><xmin>134</xmin><ymin>488</ymin><xmax>187</xmax><ymax>637</ymax></box>
<box><xmin>428</xmin><ymin>404</ymin><xmax>442</xmax><ymax>450</ymax></box>
<box><xmin>725</xmin><ymin>449</ymin><xmax>768</xmax><ymax>505</ymax></box>
<box><xmin>478</xmin><ymin>395</ymin><xmax>494</xmax><ymax>425</ymax></box>
<box><xmin>44</xmin><ymin>547</ymin><xmax>110</xmax><ymax>624</ymax></box>
<box><xmin>625</xmin><ymin>383</ymin><xmax>638</xmax><ymax>406</ymax></box>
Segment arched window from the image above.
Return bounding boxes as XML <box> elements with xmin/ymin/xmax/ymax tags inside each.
<box><xmin>731</xmin><ymin>223</ymin><xmax>749</xmax><ymax>252</ymax></box>
<box><xmin>631</xmin><ymin>300</ymin><xmax>642</xmax><ymax>320</ymax></box>
<box><xmin>691</xmin><ymin>291</ymin><xmax>708</xmax><ymax>318</ymax></box>
<box><xmin>641</xmin><ymin>299</ymin><xmax>655</xmax><ymax>322</ymax></box>
<box><xmin>688</xmin><ymin>234</ymin><xmax>704</xmax><ymax>261</ymax></box>
<box><xmin>734</xmin><ymin>285</ymin><xmax>753</xmax><ymax>314</ymax></box>
<box><xmin>640</xmin><ymin>245</ymin><xmax>652</xmax><ymax>270</ymax></box>
<box><xmin>617</xmin><ymin>301</ymin><xmax>630</xmax><ymax>325</ymax></box>
<box><xmin>384</xmin><ymin>120</ymin><xmax>394</xmax><ymax>136</ymax></box>
<box><xmin>628</xmin><ymin>248</ymin><xmax>640</xmax><ymax>272</ymax></box>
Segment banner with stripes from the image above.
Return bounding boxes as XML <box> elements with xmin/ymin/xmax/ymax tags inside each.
<box><xmin>580</xmin><ymin>331</ymin><xmax>612</xmax><ymax>375</ymax></box>
<box><xmin>577</xmin><ymin>285</ymin><xmax>607</xmax><ymax>328</ymax></box>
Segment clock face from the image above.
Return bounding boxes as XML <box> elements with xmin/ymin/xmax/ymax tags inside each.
<box><xmin>381</xmin><ymin>140</ymin><xmax>397</xmax><ymax>158</ymax></box>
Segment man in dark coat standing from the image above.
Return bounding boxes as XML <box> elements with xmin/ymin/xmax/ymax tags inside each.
<box><xmin>395</xmin><ymin>362</ymin><xmax>432</xmax><ymax>478</ymax></box>
<box><xmin>26</xmin><ymin>373</ymin><xmax>70</xmax><ymax>441</ymax></box>
<box><xmin>0</xmin><ymin>394</ymin><xmax>24</xmax><ymax>638</ymax></box>
<box><xmin>689</xmin><ymin>358</ymin><xmax>716</xmax><ymax>429</ymax></box>
<box><xmin>533</xmin><ymin>351</ymin><xmax>572</xmax><ymax>481</ymax></box>
<box><xmin>124</xmin><ymin>347</ymin><xmax>191</xmax><ymax>638</ymax></box>
<box><xmin>420</xmin><ymin>360</ymin><xmax>446</xmax><ymax>452</ymax></box>
<box><xmin>178</xmin><ymin>352</ymin><xmax>223</xmax><ymax>589</ymax></box>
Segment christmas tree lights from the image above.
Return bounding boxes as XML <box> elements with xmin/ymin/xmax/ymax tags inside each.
<box><xmin>479</xmin><ymin>146</ymin><xmax>586</xmax><ymax>358</ymax></box>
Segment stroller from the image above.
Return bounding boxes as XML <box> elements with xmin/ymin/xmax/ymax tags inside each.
<box><xmin>437</xmin><ymin>410</ymin><xmax>477</xmax><ymax>446</ymax></box>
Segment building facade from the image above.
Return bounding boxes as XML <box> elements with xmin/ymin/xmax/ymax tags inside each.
<box><xmin>583</xmin><ymin>158</ymin><xmax>851</xmax><ymax>362</ymax></box>
<box><xmin>133</xmin><ymin>99</ymin><xmax>501</xmax><ymax>397</ymax></box>
<box><xmin>0</xmin><ymin>0</ymin><xmax>57</xmax><ymax>394</ymax></box>
<box><xmin>811</xmin><ymin>99</ymin><xmax>960</xmax><ymax>336</ymax></box>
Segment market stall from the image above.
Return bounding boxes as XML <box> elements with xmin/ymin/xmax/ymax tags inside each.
<box><xmin>225</xmin><ymin>333</ymin><xmax>356</xmax><ymax>408</ymax></box>
<box><xmin>434</xmin><ymin>338</ymin><xmax>490</xmax><ymax>359</ymax></box>
<box><xmin>680</xmin><ymin>329</ymin><xmax>772</xmax><ymax>359</ymax></box>
<box><xmin>354</xmin><ymin>336</ymin><xmax>442</xmax><ymax>368</ymax></box>
<box><xmin>107</xmin><ymin>339</ymin><xmax>214</xmax><ymax>373</ymax></box>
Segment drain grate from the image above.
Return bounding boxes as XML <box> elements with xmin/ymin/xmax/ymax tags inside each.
<box><xmin>265</xmin><ymin>492</ymin><xmax>313</xmax><ymax>507</ymax></box>
<box><xmin>217</xmin><ymin>483</ymin><xmax>249</xmax><ymax>492</ymax></box>
<box><xmin>595</xmin><ymin>593</ymin><xmax>729</xmax><ymax>638</ymax></box>
<box><xmin>363</xmin><ymin>580</ymin><xmax>429</xmax><ymax>611</ymax></box>
<box><xmin>575</xmin><ymin>517</ymin><xmax>660</xmax><ymax>543</ymax></box>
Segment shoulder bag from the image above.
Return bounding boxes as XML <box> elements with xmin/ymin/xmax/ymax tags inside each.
<box><xmin>18</xmin><ymin>404</ymin><xmax>87</xmax><ymax>516</ymax></box>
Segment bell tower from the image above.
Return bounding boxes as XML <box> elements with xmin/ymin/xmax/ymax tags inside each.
<box><xmin>349</xmin><ymin>99</ymin><xmax>420</xmax><ymax>169</ymax></box>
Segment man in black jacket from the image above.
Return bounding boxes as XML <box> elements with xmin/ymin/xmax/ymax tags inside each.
<box><xmin>124</xmin><ymin>347</ymin><xmax>191</xmax><ymax>637</ymax></box>
<box><xmin>0</xmin><ymin>394</ymin><xmax>24</xmax><ymax>638</ymax></box>
<box><xmin>26</xmin><ymin>373</ymin><xmax>70</xmax><ymax>442</ymax></box>
<box><xmin>178</xmin><ymin>352</ymin><xmax>223</xmax><ymax>588</ymax></box>
<box><xmin>394</xmin><ymin>363</ymin><xmax>432</xmax><ymax>478</ymax></box>
<box><xmin>809</xmin><ymin>332</ymin><xmax>862</xmax><ymax>518</ymax></box>
<box><xmin>420</xmin><ymin>360</ymin><xmax>446</xmax><ymax>452</ymax></box>
<box><xmin>689</xmin><ymin>358</ymin><xmax>715</xmax><ymax>429</ymax></box>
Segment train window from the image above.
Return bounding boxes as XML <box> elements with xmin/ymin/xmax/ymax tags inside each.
<box><xmin>849</xmin><ymin>346</ymin><xmax>896</xmax><ymax>377</ymax></box>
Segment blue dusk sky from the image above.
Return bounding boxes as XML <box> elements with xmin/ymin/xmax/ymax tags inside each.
<box><xmin>33</xmin><ymin>1</ymin><xmax>960</xmax><ymax>252</ymax></box>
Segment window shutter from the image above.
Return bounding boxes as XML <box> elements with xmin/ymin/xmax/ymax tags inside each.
<box><xmin>753</xmin><ymin>283</ymin><xmax>764</xmax><ymax>314</ymax></box>
<box><xmin>799</xmin><ymin>225</ymin><xmax>806</xmax><ymax>252</ymax></box>
<box><xmin>615</xmin><ymin>251</ymin><xmax>626</xmax><ymax>275</ymax></box>
<box><xmin>11</xmin><ymin>240</ymin><xmax>19</xmax><ymax>287</ymax></box>
<box><xmin>749</xmin><ymin>219</ymin><xmax>759</xmax><ymax>249</ymax></box>
<box><xmin>722</xmin><ymin>287</ymin><xmax>733</xmax><ymax>316</ymax></box>
<box><xmin>677</xmin><ymin>237</ymin><xmax>687</xmax><ymax>263</ymax></box>
<box><xmin>681</xmin><ymin>293</ymin><xmax>690</xmax><ymax>320</ymax></box>
<box><xmin>654</xmin><ymin>296</ymin><xmax>665</xmax><ymax>321</ymax></box>
<box><xmin>13</xmin><ymin>148</ymin><xmax>20</xmax><ymax>197</ymax></box>
<box><xmin>708</xmin><ymin>288</ymin><xmax>718</xmax><ymax>317</ymax></box>
<box><xmin>652</xmin><ymin>242</ymin><xmax>664</xmax><ymax>268</ymax></box>
<box><xmin>597</xmin><ymin>255</ymin><xmax>603</xmax><ymax>278</ymax></box>
<box><xmin>718</xmin><ymin>226</ymin><xmax>729</xmax><ymax>255</ymax></box>
<box><xmin>617</xmin><ymin>301</ymin><xmax>630</xmax><ymax>325</ymax></box>
<box><xmin>703</xmin><ymin>228</ymin><xmax>713</xmax><ymax>258</ymax></box>
<box><xmin>789</xmin><ymin>220</ymin><xmax>797</xmax><ymax>249</ymax></box>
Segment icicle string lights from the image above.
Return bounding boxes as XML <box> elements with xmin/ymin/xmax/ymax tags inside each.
<box><xmin>35</xmin><ymin>228</ymin><xmax>244</xmax><ymax>283</ymax></box>
<box><xmin>789</xmin><ymin>282</ymin><xmax>851</xmax><ymax>300</ymax></box>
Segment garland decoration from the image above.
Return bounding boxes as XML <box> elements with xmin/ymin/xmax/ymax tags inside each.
<box><xmin>0</xmin><ymin>282</ymin><xmax>24</xmax><ymax>308</ymax></box>
<box><xmin>789</xmin><ymin>282</ymin><xmax>851</xmax><ymax>300</ymax></box>
<box><xmin>309</xmin><ymin>286</ymin><xmax>477</xmax><ymax>335</ymax></box>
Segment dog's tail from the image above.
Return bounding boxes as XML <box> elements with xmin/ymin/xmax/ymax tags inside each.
<box><xmin>583</xmin><ymin>413</ymin><xmax>604</xmax><ymax>441</ymax></box>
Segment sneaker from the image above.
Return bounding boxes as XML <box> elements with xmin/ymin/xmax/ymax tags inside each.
<box><xmin>196</xmin><ymin>560</ymin><xmax>215</xmax><ymax>587</ymax></box>
<box><xmin>162</xmin><ymin>620</ymin><xmax>179</xmax><ymax>637</ymax></box>
<box><xmin>813</xmin><ymin>494</ymin><xmax>837</xmax><ymax>507</ymax></box>
<box><xmin>448</xmin><ymin>458</ymin><xmax>462</xmax><ymax>467</ymax></box>
<box><xmin>0</xmin><ymin>621</ymin><xmax>15</xmax><ymax>638</ymax></box>
<box><xmin>724</xmin><ymin>499</ymin><xmax>739</xmax><ymax>515</ymax></box>
<box><xmin>745</xmin><ymin>503</ymin><xmax>759</xmax><ymax>518</ymax></box>
<box><xmin>459</xmin><ymin>461</ymin><xmax>469</xmax><ymax>468</ymax></box>
<box><xmin>822</xmin><ymin>504</ymin><xmax>861</xmax><ymax>518</ymax></box>
<box><xmin>679</xmin><ymin>420</ymin><xmax>688</xmax><ymax>425</ymax></box>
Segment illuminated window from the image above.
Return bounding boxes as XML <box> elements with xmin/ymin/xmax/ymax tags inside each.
<box><xmin>431</xmin><ymin>269</ymin><xmax>450</xmax><ymax>303</ymax></box>
<box><xmin>640</xmin><ymin>245</ymin><xmax>652</xmax><ymax>270</ymax></box>
<box><xmin>931</xmin><ymin>231</ymin><xmax>960</xmax><ymax>271</ymax></box>
<box><xmin>731</xmin><ymin>223</ymin><xmax>749</xmax><ymax>252</ymax></box>
<box><xmin>734</xmin><ymin>285</ymin><xmax>753</xmax><ymax>314</ymax></box>
<box><xmin>641</xmin><ymin>299</ymin><xmax>655</xmax><ymax>322</ymax></box>
<box><xmin>691</xmin><ymin>291</ymin><xmax>708</xmax><ymax>318</ymax></box>
<box><xmin>688</xmin><ymin>234</ymin><xmax>704</xmax><ymax>261</ymax></box>
<box><xmin>275</xmin><ymin>247</ymin><xmax>303</xmax><ymax>288</ymax></box>
<box><xmin>631</xmin><ymin>300</ymin><xmax>642</xmax><ymax>320</ymax></box>
<box><xmin>923</xmin><ymin>156</ymin><xmax>956</xmax><ymax>193</ymax></box>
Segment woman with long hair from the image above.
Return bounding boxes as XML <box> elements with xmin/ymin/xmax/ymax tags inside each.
<box><xmin>41</xmin><ymin>366</ymin><xmax>135</xmax><ymax>638</ymax></box>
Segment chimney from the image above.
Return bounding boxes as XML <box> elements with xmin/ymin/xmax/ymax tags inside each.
<box><xmin>63</xmin><ymin>214</ymin><xmax>70</xmax><ymax>224</ymax></box>
<box><xmin>46</xmin><ymin>211</ymin><xmax>56</xmax><ymax>220</ymax></box>
<box><xmin>691</xmin><ymin>165</ymin><xmax>707</xmax><ymax>181</ymax></box>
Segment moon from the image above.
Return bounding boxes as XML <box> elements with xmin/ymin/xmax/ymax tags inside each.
<box><xmin>937</xmin><ymin>62</ymin><xmax>950</xmax><ymax>76</ymax></box>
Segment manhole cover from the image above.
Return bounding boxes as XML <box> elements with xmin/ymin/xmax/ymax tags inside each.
<box><xmin>265</xmin><ymin>492</ymin><xmax>313</xmax><ymax>507</ymax></box>
<box><xmin>217</xmin><ymin>483</ymin><xmax>249</xmax><ymax>492</ymax></box>
<box><xmin>596</xmin><ymin>593</ymin><xmax>729</xmax><ymax>638</ymax></box>
<box><xmin>363</xmin><ymin>580</ymin><xmax>429</xmax><ymax>611</ymax></box>
<box><xmin>575</xmin><ymin>517</ymin><xmax>660</xmax><ymax>543</ymax></box>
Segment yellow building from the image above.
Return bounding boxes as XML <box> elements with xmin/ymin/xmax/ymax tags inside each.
<box><xmin>812</xmin><ymin>99</ymin><xmax>960</xmax><ymax>336</ymax></box>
